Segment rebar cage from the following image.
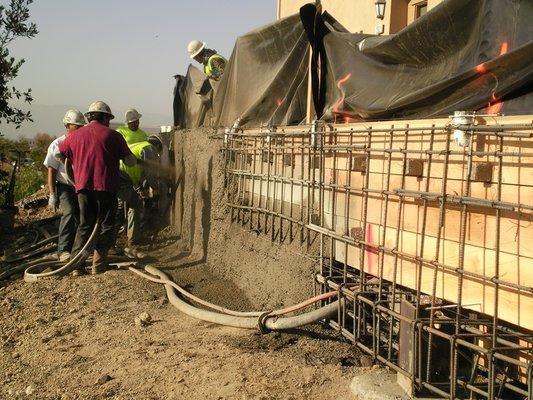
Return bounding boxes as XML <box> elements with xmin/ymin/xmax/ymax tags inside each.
<box><xmin>221</xmin><ymin>116</ymin><xmax>533</xmax><ymax>400</ymax></box>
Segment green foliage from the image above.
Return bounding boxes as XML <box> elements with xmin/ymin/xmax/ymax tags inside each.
<box><xmin>0</xmin><ymin>135</ymin><xmax>29</xmax><ymax>159</ymax></box>
<box><xmin>13</xmin><ymin>164</ymin><xmax>42</xmax><ymax>201</ymax></box>
<box><xmin>0</xmin><ymin>167</ymin><xmax>9</xmax><ymax>206</ymax></box>
<box><xmin>0</xmin><ymin>0</ymin><xmax>38</xmax><ymax>134</ymax></box>
<box><xmin>0</xmin><ymin>134</ymin><xmax>49</xmax><ymax>207</ymax></box>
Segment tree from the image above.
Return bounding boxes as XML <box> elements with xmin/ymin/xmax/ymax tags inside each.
<box><xmin>0</xmin><ymin>0</ymin><xmax>38</xmax><ymax>135</ymax></box>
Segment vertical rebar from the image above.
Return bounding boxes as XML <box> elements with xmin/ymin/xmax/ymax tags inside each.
<box><xmin>451</xmin><ymin>129</ymin><xmax>475</xmax><ymax>399</ymax></box>
<box><xmin>488</xmin><ymin>135</ymin><xmax>504</xmax><ymax>399</ymax></box>
<box><xmin>426</xmin><ymin>128</ymin><xmax>451</xmax><ymax>382</ymax></box>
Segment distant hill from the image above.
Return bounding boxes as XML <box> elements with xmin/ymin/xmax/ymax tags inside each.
<box><xmin>1</xmin><ymin>104</ymin><xmax>171</xmax><ymax>139</ymax></box>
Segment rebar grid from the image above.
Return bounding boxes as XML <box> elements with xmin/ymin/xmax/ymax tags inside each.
<box><xmin>222</xmin><ymin>120</ymin><xmax>533</xmax><ymax>399</ymax></box>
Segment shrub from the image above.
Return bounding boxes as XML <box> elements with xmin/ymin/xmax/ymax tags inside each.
<box><xmin>13</xmin><ymin>164</ymin><xmax>43</xmax><ymax>202</ymax></box>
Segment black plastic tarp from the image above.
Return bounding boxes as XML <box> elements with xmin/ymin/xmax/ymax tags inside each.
<box><xmin>174</xmin><ymin>14</ymin><xmax>310</xmax><ymax>129</ymax></box>
<box><xmin>173</xmin><ymin>0</ymin><xmax>533</xmax><ymax>129</ymax></box>
<box><xmin>300</xmin><ymin>0</ymin><xmax>533</xmax><ymax>121</ymax></box>
<box><xmin>173</xmin><ymin>65</ymin><xmax>213</xmax><ymax>128</ymax></box>
<box><xmin>213</xmin><ymin>14</ymin><xmax>310</xmax><ymax>128</ymax></box>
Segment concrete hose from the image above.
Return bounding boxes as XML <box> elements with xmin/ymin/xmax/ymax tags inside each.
<box><xmin>23</xmin><ymin>221</ymin><xmax>101</xmax><ymax>282</ymax></box>
<box><xmin>131</xmin><ymin>266</ymin><xmax>342</xmax><ymax>318</ymax></box>
<box><xmin>4</xmin><ymin>235</ymin><xmax>59</xmax><ymax>262</ymax></box>
<box><xmin>145</xmin><ymin>266</ymin><xmax>340</xmax><ymax>331</ymax></box>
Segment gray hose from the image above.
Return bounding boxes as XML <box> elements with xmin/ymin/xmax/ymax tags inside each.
<box><xmin>23</xmin><ymin>221</ymin><xmax>100</xmax><ymax>282</ymax></box>
<box><xmin>146</xmin><ymin>266</ymin><xmax>339</xmax><ymax>331</ymax></box>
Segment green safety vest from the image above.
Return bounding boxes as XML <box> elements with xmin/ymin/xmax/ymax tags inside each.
<box><xmin>120</xmin><ymin>141</ymin><xmax>151</xmax><ymax>186</ymax></box>
<box><xmin>204</xmin><ymin>54</ymin><xmax>227</xmax><ymax>81</ymax></box>
<box><xmin>117</xmin><ymin>126</ymin><xmax>148</xmax><ymax>146</ymax></box>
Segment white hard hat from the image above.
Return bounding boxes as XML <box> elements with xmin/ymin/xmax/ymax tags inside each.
<box><xmin>125</xmin><ymin>109</ymin><xmax>142</xmax><ymax>123</ymax></box>
<box><xmin>85</xmin><ymin>101</ymin><xmax>114</xmax><ymax>119</ymax></box>
<box><xmin>187</xmin><ymin>40</ymin><xmax>205</xmax><ymax>58</ymax></box>
<box><xmin>62</xmin><ymin>109</ymin><xmax>85</xmax><ymax>126</ymax></box>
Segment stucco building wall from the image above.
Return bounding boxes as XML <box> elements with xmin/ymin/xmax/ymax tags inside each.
<box><xmin>277</xmin><ymin>0</ymin><xmax>443</xmax><ymax>34</ymax></box>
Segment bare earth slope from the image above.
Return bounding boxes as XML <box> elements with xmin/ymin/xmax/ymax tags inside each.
<box><xmin>0</xmin><ymin>129</ymin><xmax>369</xmax><ymax>399</ymax></box>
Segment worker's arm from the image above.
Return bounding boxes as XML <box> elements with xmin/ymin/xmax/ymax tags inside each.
<box><xmin>115</xmin><ymin>131</ymin><xmax>137</xmax><ymax>167</ymax></box>
<box><xmin>47</xmin><ymin>167</ymin><xmax>57</xmax><ymax>195</ymax></box>
<box><xmin>140</xmin><ymin>146</ymin><xmax>159</xmax><ymax>190</ymax></box>
<box><xmin>123</xmin><ymin>153</ymin><xmax>137</xmax><ymax>167</ymax></box>
<box><xmin>43</xmin><ymin>139</ymin><xmax>61</xmax><ymax>209</ymax></box>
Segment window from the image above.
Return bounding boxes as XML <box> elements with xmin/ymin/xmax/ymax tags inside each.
<box><xmin>415</xmin><ymin>2</ymin><xmax>428</xmax><ymax>19</ymax></box>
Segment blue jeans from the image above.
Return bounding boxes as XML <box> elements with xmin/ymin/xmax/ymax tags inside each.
<box><xmin>57</xmin><ymin>183</ymin><xmax>79</xmax><ymax>253</ymax></box>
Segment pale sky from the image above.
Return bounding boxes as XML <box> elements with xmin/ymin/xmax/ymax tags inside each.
<box><xmin>2</xmin><ymin>0</ymin><xmax>276</xmax><ymax>138</ymax></box>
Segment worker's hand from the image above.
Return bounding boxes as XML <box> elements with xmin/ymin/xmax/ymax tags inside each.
<box><xmin>48</xmin><ymin>193</ymin><xmax>59</xmax><ymax>210</ymax></box>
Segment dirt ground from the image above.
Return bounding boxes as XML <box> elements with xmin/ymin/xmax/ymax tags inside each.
<box><xmin>0</xmin><ymin>129</ymin><xmax>374</xmax><ymax>399</ymax></box>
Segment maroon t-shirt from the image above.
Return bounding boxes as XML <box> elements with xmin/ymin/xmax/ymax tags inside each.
<box><xmin>58</xmin><ymin>120</ymin><xmax>133</xmax><ymax>193</ymax></box>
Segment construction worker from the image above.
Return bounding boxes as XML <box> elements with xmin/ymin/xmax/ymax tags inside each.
<box><xmin>187</xmin><ymin>40</ymin><xmax>227</xmax><ymax>81</ymax></box>
<box><xmin>43</xmin><ymin>109</ymin><xmax>85</xmax><ymax>262</ymax></box>
<box><xmin>117</xmin><ymin>136</ymin><xmax>161</xmax><ymax>256</ymax></box>
<box><xmin>116</xmin><ymin>109</ymin><xmax>148</xmax><ymax>145</ymax></box>
<box><xmin>56</xmin><ymin>101</ymin><xmax>137</xmax><ymax>275</ymax></box>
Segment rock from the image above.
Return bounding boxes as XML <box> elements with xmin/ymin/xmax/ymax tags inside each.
<box><xmin>135</xmin><ymin>312</ymin><xmax>152</xmax><ymax>327</ymax></box>
<box><xmin>25</xmin><ymin>385</ymin><xmax>34</xmax><ymax>395</ymax></box>
<box><xmin>96</xmin><ymin>374</ymin><xmax>112</xmax><ymax>385</ymax></box>
<box><xmin>11</xmin><ymin>351</ymin><xmax>20</xmax><ymax>359</ymax></box>
<box><xmin>139</xmin><ymin>312</ymin><xmax>152</xmax><ymax>323</ymax></box>
<box><xmin>157</xmin><ymin>297</ymin><xmax>168</xmax><ymax>306</ymax></box>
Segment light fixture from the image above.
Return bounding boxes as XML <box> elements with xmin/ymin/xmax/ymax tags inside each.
<box><xmin>375</xmin><ymin>0</ymin><xmax>386</xmax><ymax>20</ymax></box>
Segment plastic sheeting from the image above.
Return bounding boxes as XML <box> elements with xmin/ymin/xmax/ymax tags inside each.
<box><xmin>174</xmin><ymin>14</ymin><xmax>309</xmax><ymax>129</ymax></box>
<box><xmin>213</xmin><ymin>14</ymin><xmax>310</xmax><ymax>128</ymax></box>
<box><xmin>301</xmin><ymin>0</ymin><xmax>533</xmax><ymax>121</ymax></box>
<box><xmin>173</xmin><ymin>0</ymin><xmax>533</xmax><ymax>128</ymax></box>
<box><xmin>173</xmin><ymin>65</ymin><xmax>213</xmax><ymax>129</ymax></box>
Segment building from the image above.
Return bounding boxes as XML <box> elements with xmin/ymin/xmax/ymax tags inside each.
<box><xmin>277</xmin><ymin>0</ymin><xmax>443</xmax><ymax>34</ymax></box>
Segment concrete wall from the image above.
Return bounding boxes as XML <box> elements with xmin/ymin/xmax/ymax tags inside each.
<box><xmin>277</xmin><ymin>0</ymin><xmax>443</xmax><ymax>34</ymax></box>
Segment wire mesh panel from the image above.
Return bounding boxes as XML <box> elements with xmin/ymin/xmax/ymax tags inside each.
<box><xmin>222</xmin><ymin>116</ymin><xmax>533</xmax><ymax>399</ymax></box>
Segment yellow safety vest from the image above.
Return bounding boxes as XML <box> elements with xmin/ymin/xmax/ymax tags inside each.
<box><xmin>120</xmin><ymin>141</ymin><xmax>151</xmax><ymax>186</ymax></box>
<box><xmin>117</xmin><ymin>126</ymin><xmax>148</xmax><ymax>146</ymax></box>
<box><xmin>204</xmin><ymin>54</ymin><xmax>227</xmax><ymax>81</ymax></box>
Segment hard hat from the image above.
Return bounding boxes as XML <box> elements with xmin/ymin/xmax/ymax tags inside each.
<box><xmin>125</xmin><ymin>109</ymin><xmax>142</xmax><ymax>123</ymax></box>
<box><xmin>62</xmin><ymin>109</ymin><xmax>85</xmax><ymax>126</ymax></box>
<box><xmin>85</xmin><ymin>101</ymin><xmax>114</xmax><ymax>119</ymax></box>
<box><xmin>187</xmin><ymin>40</ymin><xmax>205</xmax><ymax>58</ymax></box>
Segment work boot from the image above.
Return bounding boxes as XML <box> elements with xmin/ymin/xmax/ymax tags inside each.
<box><xmin>91</xmin><ymin>250</ymin><xmax>108</xmax><ymax>275</ymax></box>
<box><xmin>71</xmin><ymin>267</ymin><xmax>86</xmax><ymax>277</ymax></box>
<box><xmin>58</xmin><ymin>252</ymin><xmax>71</xmax><ymax>262</ymax></box>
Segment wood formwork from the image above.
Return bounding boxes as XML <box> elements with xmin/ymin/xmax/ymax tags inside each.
<box><xmin>223</xmin><ymin>115</ymin><xmax>533</xmax><ymax>398</ymax></box>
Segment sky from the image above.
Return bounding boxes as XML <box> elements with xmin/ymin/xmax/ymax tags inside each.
<box><xmin>2</xmin><ymin>0</ymin><xmax>276</xmax><ymax>138</ymax></box>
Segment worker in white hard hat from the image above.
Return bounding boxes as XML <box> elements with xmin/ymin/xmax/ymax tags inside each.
<box><xmin>56</xmin><ymin>101</ymin><xmax>137</xmax><ymax>275</ymax></box>
<box><xmin>43</xmin><ymin>109</ymin><xmax>85</xmax><ymax>263</ymax></box>
<box><xmin>117</xmin><ymin>108</ymin><xmax>148</xmax><ymax>145</ymax></box>
<box><xmin>187</xmin><ymin>39</ymin><xmax>227</xmax><ymax>81</ymax></box>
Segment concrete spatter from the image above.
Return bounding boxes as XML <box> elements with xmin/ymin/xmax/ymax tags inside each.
<box><xmin>171</xmin><ymin>128</ymin><xmax>317</xmax><ymax>310</ymax></box>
